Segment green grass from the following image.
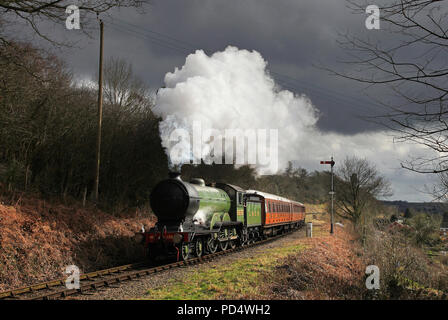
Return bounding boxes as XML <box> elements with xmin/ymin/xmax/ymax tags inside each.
<box><xmin>141</xmin><ymin>242</ymin><xmax>307</xmax><ymax>300</ymax></box>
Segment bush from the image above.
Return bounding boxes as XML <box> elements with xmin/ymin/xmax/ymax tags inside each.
<box><xmin>407</xmin><ymin>213</ymin><xmax>441</xmax><ymax>247</ymax></box>
<box><xmin>363</xmin><ymin>226</ymin><xmax>446</xmax><ymax>299</ymax></box>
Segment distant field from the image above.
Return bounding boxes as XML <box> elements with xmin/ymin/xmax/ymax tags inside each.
<box><xmin>304</xmin><ymin>203</ymin><xmax>327</xmax><ymax>214</ymax></box>
<box><xmin>383</xmin><ymin>200</ymin><xmax>448</xmax><ymax>216</ymax></box>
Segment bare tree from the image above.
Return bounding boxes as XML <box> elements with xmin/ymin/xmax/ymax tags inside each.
<box><xmin>0</xmin><ymin>42</ymin><xmax>167</xmax><ymax>206</ymax></box>
<box><xmin>335</xmin><ymin>156</ymin><xmax>392</xmax><ymax>224</ymax></box>
<box><xmin>0</xmin><ymin>1</ymin><xmax>150</xmax><ymax>82</ymax></box>
<box><xmin>103</xmin><ymin>57</ymin><xmax>152</xmax><ymax>117</ymax></box>
<box><xmin>0</xmin><ymin>1</ymin><xmax>148</xmax><ymax>44</ymax></box>
<box><xmin>330</xmin><ymin>1</ymin><xmax>448</xmax><ymax>177</ymax></box>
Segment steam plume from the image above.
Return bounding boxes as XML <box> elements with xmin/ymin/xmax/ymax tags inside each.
<box><xmin>154</xmin><ymin>46</ymin><xmax>318</xmax><ymax>173</ymax></box>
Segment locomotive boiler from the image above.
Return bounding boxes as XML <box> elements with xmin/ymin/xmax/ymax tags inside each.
<box><xmin>150</xmin><ymin>172</ymin><xmax>232</xmax><ymax>230</ymax></box>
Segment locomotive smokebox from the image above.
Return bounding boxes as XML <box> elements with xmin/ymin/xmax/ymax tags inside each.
<box><xmin>150</xmin><ymin>174</ymin><xmax>200</xmax><ymax>224</ymax></box>
<box><xmin>168</xmin><ymin>171</ymin><xmax>181</xmax><ymax>180</ymax></box>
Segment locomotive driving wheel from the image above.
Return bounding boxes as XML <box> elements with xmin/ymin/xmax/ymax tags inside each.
<box><xmin>181</xmin><ymin>242</ymin><xmax>190</xmax><ymax>261</ymax></box>
<box><xmin>219</xmin><ymin>239</ymin><xmax>228</xmax><ymax>251</ymax></box>
<box><xmin>219</xmin><ymin>228</ymin><xmax>229</xmax><ymax>251</ymax></box>
<box><xmin>195</xmin><ymin>238</ymin><xmax>203</xmax><ymax>257</ymax></box>
<box><xmin>207</xmin><ymin>236</ymin><xmax>218</xmax><ymax>254</ymax></box>
<box><xmin>229</xmin><ymin>228</ymin><xmax>237</xmax><ymax>249</ymax></box>
<box><xmin>246</xmin><ymin>231</ymin><xmax>253</xmax><ymax>245</ymax></box>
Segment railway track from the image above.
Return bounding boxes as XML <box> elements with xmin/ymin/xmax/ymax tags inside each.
<box><xmin>0</xmin><ymin>228</ymin><xmax>301</xmax><ymax>300</ymax></box>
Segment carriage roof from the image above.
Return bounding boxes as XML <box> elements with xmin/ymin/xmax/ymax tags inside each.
<box><xmin>245</xmin><ymin>190</ymin><xmax>304</xmax><ymax>206</ymax></box>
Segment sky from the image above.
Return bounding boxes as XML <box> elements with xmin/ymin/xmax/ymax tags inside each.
<box><xmin>10</xmin><ymin>0</ymin><xmax>442</xmax><ymax>202</ymax></box>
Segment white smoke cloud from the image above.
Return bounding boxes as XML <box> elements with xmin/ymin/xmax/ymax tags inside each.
<box><xmin>153</xmin><ymin>46</ymin><xmax>439</xmax><ymax>201</ymax></box>
<box><xmin>154</xmin><ymin>46</ymin><xmax>319</xmax><ymax>172</ymax></box>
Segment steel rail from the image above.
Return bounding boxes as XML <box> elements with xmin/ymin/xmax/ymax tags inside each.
<box><xmin>0</xmin><ymin>227</ymin><xmax>301</xmax><ymax>300</ymax></box>
<box><xmin>0</xmin><ymin>262</ymin><xmax>144</xmax><ymax>300</ymax></box>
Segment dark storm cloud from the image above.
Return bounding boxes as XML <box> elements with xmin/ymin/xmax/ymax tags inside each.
<box><xmin>15</xmin><ymin>0</ymin><xmax>437</xmax><ymax>201</ymax></box>
<box><xmin>45</xmin><ymin>0</ymin><xmax>386</xmax><ymax>134</ymax></box>
<box><xmin>137</xmin><ymin>0</ymin><xmax>383</xmax><ymax>135</ymax></box>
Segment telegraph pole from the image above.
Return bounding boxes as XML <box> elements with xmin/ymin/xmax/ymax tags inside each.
<box><xmin>94</xmin><ymin>19</ymin><xmax>104</xmax><ymax>202</ymax></box>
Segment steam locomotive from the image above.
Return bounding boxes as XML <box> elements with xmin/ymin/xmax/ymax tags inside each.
<box><xmin>138</xmin><ymin>172</ymin><xmax>306</xmax><ymax>261</ymax></box>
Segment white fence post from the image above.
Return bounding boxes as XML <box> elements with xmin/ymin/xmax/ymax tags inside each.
<box><xmin>306</xmin><ymin>222</ymin><xmax>313</xmax><ymax>238</ymax></box>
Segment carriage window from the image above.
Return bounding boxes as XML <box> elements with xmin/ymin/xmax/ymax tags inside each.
<box><xmin>238</xmin><ymin>192</ymin><xmax>243</xmax><ymax>205</ymax></box>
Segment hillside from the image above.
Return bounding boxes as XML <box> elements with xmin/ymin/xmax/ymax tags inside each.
<box><xmin>382</xmin><ymin>200</ymin><xmax>448</xmax><ymax>216</ymax></box>
<box><xmin>0</xmin><ymin>193</ymin><xmax>155</xmax><ymax>291</ymax></box>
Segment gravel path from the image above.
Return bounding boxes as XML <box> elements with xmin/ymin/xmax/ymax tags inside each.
<box><xmin>68</xmin><ymin>228</ymin><xmax>306</xmax><ymax>300</ymax></box>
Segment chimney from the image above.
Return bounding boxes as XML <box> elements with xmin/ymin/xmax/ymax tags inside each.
<box><xmin>168</xmin><ymin>171</ymin><xmax>182</xmax><ymax>180</ymax></box>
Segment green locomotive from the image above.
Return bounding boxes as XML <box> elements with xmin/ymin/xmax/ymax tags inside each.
<box><xmin>143</xmin><ymin>172</ymin><xmax>305</xmax><ymax>261</ymax></box>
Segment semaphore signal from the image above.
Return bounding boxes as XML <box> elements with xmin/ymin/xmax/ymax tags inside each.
<box><xmin>320</xmin><ymin>160</ymin><xmax>335</xmax><ymax>166</ymax></box>
<box><xmin>320</xmin><ymin>157</ymin><xmax>335</xmax><ymax>234</ymax></box>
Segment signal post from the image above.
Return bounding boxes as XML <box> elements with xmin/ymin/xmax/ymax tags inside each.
<box><xmin>320</xmin><ymin>157</ymin><xmax>335</xmax><ymax>234</ymax></box>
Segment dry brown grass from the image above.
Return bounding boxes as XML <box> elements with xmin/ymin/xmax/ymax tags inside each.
<box><xmin>0</xmin><ymin>193</ymin><xmax>155</xmax><ymax>291</ymax></box>
<box><xmin>264</xmin><ymin>222</ymin><xmax>366</xmax><ymax>299</ymax></box>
